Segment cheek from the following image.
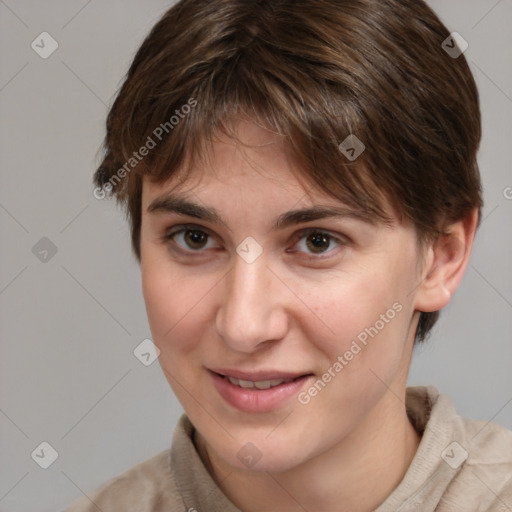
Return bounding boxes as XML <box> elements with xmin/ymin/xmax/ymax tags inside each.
<box><xmin>141</xmin><ymin>260</ymin><xmax>218</xmax><ymax>355</ymax></box>
<box><xmin>301</xmin><ymin>270</ymin><xmax>409</xmax><ymax>373</ymax></box>
<box><xmin>142</xmin><ymin>263</ymin><xmax>176</xmax><ymax>338</ymax></box>
<box><xmin>298</xmin><ymin>283</ymin><xmax>410</xmax><ymax>419</ymax></box>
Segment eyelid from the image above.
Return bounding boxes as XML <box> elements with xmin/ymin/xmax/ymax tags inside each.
<box><xmin>292</xmin><ymin>226</ymin><xmax>348</xmax><ymax>241</ymax></box>
<box><xmin>164</xmin><ymin>223</ymin><xmax>215</xmax><ymax>238</ymax></box>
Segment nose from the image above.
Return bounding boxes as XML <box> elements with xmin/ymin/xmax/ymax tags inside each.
<box><xmin>215</xmin><ymin>252</ymin><xmax>289</xmax><ymax>353</ymax></box>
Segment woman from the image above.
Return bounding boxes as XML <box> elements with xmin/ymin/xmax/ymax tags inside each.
<box><xmin>66</xmin><ymin>0</ymin><xmax>512</xmax><ymax>510</ymax></box>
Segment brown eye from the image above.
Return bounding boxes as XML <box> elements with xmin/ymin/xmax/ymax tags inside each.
<box><xmin>183</xmin><ymin>229</ymin><xmax>209</xmax><ymax>250</ymax></box>
<box><xmin>164</xmin><ymin>225</ymin><xmax>217</xmax><ymax>252</ymax></box>
<box><xmin>305</xmin><ymin>233</ymin><xmax>331</xmax><ymax>253</ymax></box>
<box><xmin>291</xmin><ymin>229</ymin><xmax>345</xmax><ymax>258</ymax></box>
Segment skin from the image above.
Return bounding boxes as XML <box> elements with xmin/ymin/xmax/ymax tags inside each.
<box><xmin>140</xmin><ymin>120</ymin><xmax>478</xmax><ymax>512</ymax></box>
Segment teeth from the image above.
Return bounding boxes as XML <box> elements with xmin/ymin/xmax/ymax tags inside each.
<box><xmin>238</xmin><ymin>379</ymin><xmax>254</xmax><ymax>388</ymax></box>
<box><xmin>226</xmin><ymin>376</ymin><xmax>294</xmax><ymax>389</ymax></box>
<box><xmin>254</xmin><ymin>380</ymin><xmax>271</xmax><ymax>389</ymax></box>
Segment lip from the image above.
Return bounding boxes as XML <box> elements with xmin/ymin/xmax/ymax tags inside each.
<box><xmin>209</xmin><ymin>369</ymin><xmax>314</xmax><ymax>413</ymax></box>
<box><xmin>209</xmin><ymin>368</ymin><xmax>309</xmax><ymax>381</ymax></box>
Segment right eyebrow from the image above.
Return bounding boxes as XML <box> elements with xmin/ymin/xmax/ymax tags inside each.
<box><xmin>147</xmin><ymin>194</ymin><xmax>232</xmax><ymax>232</ymax></box>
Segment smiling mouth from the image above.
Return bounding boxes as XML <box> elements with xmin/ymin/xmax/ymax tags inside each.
<box><xmin>220</xmin><ymin>374</ymin><xmax>303</xmax><ymax>389</ymax></box>
<box><xmin>211</xmin><ymin>370</ymin><xmax>313</xmax><ymax>390</ymax></box>
<box><xmin>209</xmin><ymin>370</ymin><xmax>315</xmax><ymax>412</ymax></box>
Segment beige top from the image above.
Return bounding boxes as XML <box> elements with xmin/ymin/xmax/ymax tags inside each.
<box><xmin>63</xmin><ymin>386</ymin><xmax>512</xmax><ymax>511</ymax></box>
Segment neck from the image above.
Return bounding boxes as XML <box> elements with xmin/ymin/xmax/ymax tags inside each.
<box><xmin>195</xmin><ymin>389</ymin><xmax>421</xmax><ymax>512</ymax></box>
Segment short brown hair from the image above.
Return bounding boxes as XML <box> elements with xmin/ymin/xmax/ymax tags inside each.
<box><xmin>94</xmin><ymin>0</ymin><xmax>483</xmax><ymax>343</ymax></box>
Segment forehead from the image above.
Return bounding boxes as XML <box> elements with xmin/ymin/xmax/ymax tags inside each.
<box><xmin>141</xmin><ymin>120</ymin><xmax>399</xmax><ymax>229</ymax></box>
<box><xmin>143</xmin><ymin>120</ymin><xmax>317</xmax><ymax>201</ymax></box>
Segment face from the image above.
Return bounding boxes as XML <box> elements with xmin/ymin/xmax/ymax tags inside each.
<box><xmin>140</xmin><ymin>121</ymin><xmax>423</xmax><ymax>473</ymax></box>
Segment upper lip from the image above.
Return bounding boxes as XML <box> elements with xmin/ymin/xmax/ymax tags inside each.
<box><xmin>209</xmin><ymin>368</ymin><xmax>312</xmax><ymax>381</ymax></box>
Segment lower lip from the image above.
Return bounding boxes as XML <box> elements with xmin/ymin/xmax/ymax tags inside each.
<box><xmin>209</xmin><ymin>370</ymin><xmax>313</xmax><ymax>413</ymax></box>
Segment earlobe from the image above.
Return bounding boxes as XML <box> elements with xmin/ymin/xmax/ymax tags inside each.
<box><xmin>414</xmin><ymin>208</ymin><xmax>479</xmax><ymax>313</ymax></box>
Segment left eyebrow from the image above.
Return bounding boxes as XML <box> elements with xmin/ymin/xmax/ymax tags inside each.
<box><xmin>272</xmin><ymin>205</ymin><xmax>374</xmax><ymax>231</ymax></box>
<box><xmin>146</xmin><ymin>193</ymin><xmax>374</xmax><ymax>232</ymax></box>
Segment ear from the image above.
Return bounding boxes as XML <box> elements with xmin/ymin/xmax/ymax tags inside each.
<box><xmin>414</xmin><ymin>208</ymin><xmax>479</xmax><ymax>313</ymax></box>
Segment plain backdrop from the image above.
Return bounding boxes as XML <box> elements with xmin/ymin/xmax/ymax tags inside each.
<box><xmin>0</xmin><ymin>1</ymin><xmax>511</xmax><ymax>511</ymax></box>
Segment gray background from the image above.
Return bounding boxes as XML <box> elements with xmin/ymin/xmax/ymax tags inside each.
<box><xmin>0</xmin><ymin>1</ymin><xmax>510</xmax><ymax>511</ymax></box>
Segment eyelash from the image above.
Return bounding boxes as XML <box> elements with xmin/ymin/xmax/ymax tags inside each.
<box><xmin>161</xmin><ymin>223</ymin><xmax>347</xmax><ymax>259</ymax></box>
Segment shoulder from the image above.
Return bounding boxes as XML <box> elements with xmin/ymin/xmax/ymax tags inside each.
<box><xmin>444</xmin><ymin>413</ymin><xmax>512</xmax><ymax>510</ymax></box>
<box><xmin>420</xmin><ymin>386</ymin><xmax>512</xmax><ymax>510</ymax></box>
<box><xmin>62</xmin><ymin>450</ymin><xmax>186</xmax><ymax>512</ymax></box>
<box><xmin>400</xmin><ymin>387</ymin><xmax>512</xmax><ymax>511</ymax></box>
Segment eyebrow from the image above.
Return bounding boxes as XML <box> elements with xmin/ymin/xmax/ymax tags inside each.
<box><xmin>146</xmin><ymin>193</ymin><xmax>374</xmax><ymax>231</ymax></box>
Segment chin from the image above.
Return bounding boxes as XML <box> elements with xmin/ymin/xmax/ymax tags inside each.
<box><xmin>213</xmin><ymin>436</ymin><xmax>312</xmax><ymax>474</ymax></box>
